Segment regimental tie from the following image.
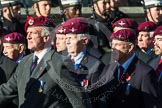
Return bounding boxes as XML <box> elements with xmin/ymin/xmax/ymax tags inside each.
<box><xmin>157</xmin><ymin>59</ymin><xmax>162</xmax><ymax>80</ymax></box>
<box><xmin>31</xmin><ymin>56</ymin><xmax>39</xmax><ymax>73</ymax></box>
<box><xmin>71</xmin><ymin>58</ymin><xmax>75</xmax><ymax>64</ymax></box>
<box><xmin>71</xmin><ymin>58</ymin><xmax>79</xmax><ymax>71</ymax></box>
<box><xmin>119</xmin><ymin>65</ymin><xmax>124</xmax><ymax>80</ymax></box>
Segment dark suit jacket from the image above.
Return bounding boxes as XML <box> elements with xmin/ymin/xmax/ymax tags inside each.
<box><xmin>0</xmin><ymin>54</ymin><xmax>17</xmax><ymax>84</ymax></box>
<box><xmin>148</xmin><ymin>56</ymin><xmax>161</xmax><ymax>71</ymax></box>
<box><xmin>0</xmin><ymin>54</ymin><xmax>18</xmax><ymax>108</ymax></box>
<box><xmin>91</xmin><ymin>56</ymin><xmax>159</xmax><ymax>108</ymax></box>
<box><xmin>64</xmin><ymin>48</ymin><xmax>105</xmax><ymax>87</ymax></box>
<box><xmin>135</xmin><ymin>47</ymin><xmax>157</xmax><ymax>64</ymax></box>
<box><xmin>148</xmin><ymin>56</ymin><xmax>162</xmax><ymax>107</ymax></box>
<box><xmin>0</xmin><ymin>49</ymin><xmax>92</xmax><ymax>108</ymax></box>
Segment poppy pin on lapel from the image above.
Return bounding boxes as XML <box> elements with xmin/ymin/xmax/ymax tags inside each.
<box><xmin>82</xmin><ymin>79</ymin><xmax>88</xmax><ymax>89</ymax></box>
<box><xmin>39</xmin><ymin>67</ymin><xmax>43</xmax><ymax>71</ymax></box>
<box><xmin>126</xmin><ymin>74</ymin><xmax>131</xmax><ymax>82</ymax></box>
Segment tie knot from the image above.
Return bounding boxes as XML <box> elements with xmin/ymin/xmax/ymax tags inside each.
<box><xmin>33</xmin><ymin>56</ymin><xmax>39</xmax><ymax>63</ymax></box>
<box><xmin>119</xmin><ymin>65</ymin><xmax>124</xmax><ymax>72</ymax></box>
<box><xmin>71</xmin><ymin>58</ymin><xmax>75</xmax><ymax>64</ymax></box>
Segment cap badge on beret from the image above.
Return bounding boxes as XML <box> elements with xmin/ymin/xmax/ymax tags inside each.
<box><xmin>58</xmin><ymin>28</ymin><xmax>66</xmax><ymax>33</ymax></box>
<box><xmin>118</xmin><ymin>35</ymin><xmax>122</xmax><ymax>38</ymax></box>
<box><xmin>28</xmin><ymin>19</ymin><xmax>34</xmax><ymax>26</ymax></box>
<box><xmin>144</xmin><ymin>26</ymin><xmax>148</xmax><ymax>30</ymax></box>
<box><xmin>70</xmin><ymin>27</ymin><xmax>77</xmax><ymax>32</ymax></box>
<box><xmin>26</xmin><ymin>16</ymin><xmax>34</xmax><ymax>26</ymax></box>
<box><xmin>160</xmin><ymin>30</ymin><xmax>162</xmax><ymax>32</ymax></box>
<box><xmin>118</xmin><ymin>21</ymin><xmax>126</xmax><ymax>26</ymax></box>
<box><xmin>5</xmin><ymin>37</ymin><xmax>13</xmax><ymax>42</ymax></box>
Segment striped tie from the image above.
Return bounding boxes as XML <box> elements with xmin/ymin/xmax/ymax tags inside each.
<box><xmin>119</xmin><ymin>65</ymin><xmax>124</xmax><ymax>80</ymax></box>
<box><xmin>31</xmin><ymin>56</ymin><xmax>38</xmax><ymax>73</ymax></box>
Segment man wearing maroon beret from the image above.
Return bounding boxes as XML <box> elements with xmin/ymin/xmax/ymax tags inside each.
<box><xmin>149</xmin><ymin>26</ymin><xmax>162</xmax><ymax>80</ymax></box>
<box><xmin>2</xmin><ymin>32</ymin><xmax>26</xmax><ymax>64</ymax></box>
<box><xmin>92</xmin><ymin>29</ymin><xmax>159</xmax><ymax>108</ymax></box>
<box><xmin>112</xmin><ymin>18</ymin><xmax>138</xmax><ymax>33</ymax></box>
<box><xmin>149</xmin><ymin>25</ymin><xmax>162</xmax><ymax>107</ymax></box>
<box><xmin>54</xmin><ymin>25</ymin><xmax>67</xmax><ymax>53</ymax></box>
<box><xmin>136</xmin><ymin>21</ymin><xmax>157</xmax><ymax>63</ymax></box>
<box><xmin>0</xmin><ymin>16</ymin><xmax>92</xmax><ymax>108</ymax></box>
<box><xmin>62</xmin><ymin>17</ymin><xmax>104</xmax><ymax>105</ymax></box>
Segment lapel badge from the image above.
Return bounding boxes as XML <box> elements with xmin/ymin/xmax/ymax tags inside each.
<box><xmin>81</xmin><ymin>79</ymin><xmax>88</xmax><ymax>89</ymax></box>
<box><xmin>39</xmin><ymin>67</ymin><xmax>43</xmax><ymax>71</ymax></box>
<box><xmin>126</xmin><ymin>74</ymin><xmax>131</xmax><ymax>82</ymax></box>
<box><xmin>38</xmin><ymin>80</ymin><xmax>45</xmax><ymax>93</ymax></box>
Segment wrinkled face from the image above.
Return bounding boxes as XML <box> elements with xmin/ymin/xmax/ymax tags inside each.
<box><xmin>111</xmin><ymin>39</ymin><xmax>133</xmax><ymax>64</ymax></box>
<box><xmin>137</xmin><ymin>31</ymin><xmax>154</xmax><ymax>51</ymax></box>
<box><xmin>147</xmin><ymin>7</ymin><xmax>162</xmax><ymax>24</ymax></box>
<box><xmin>64</xmin><ymin>6</ymin><xmax>82</xmax><ymax>19</ymax></box>
<box><xmin>3</xmin><ymin>43</ymin><xmax>20</xmax><ymax>61</ymax></box>
<box><xmin>34</xmin><ymin>1</ymin><xmax>51</xmax><ymax>17</ymax></box>
<box><xmin>26</xmin><ymin>26</ymin><xmax>45</xmax><ymax>51</ymax></box>
<box><xmin>56</xmin><ymin>34</ymin><xmax>66</xmax><ymax>52</ymax></box>
<box><xmin>94</xmin><ymin>0</ymin><xmax>111</xmax><ymax>18</ymax></box>
<box><xmin>154</xmin><ymin>35</ymin><xmax>162</xmax><ymax>56</ymax></box>
<box><xmin>66</xmin><ymin>34</ymin><xmax>87</xmax><ymax>57</ymax></box>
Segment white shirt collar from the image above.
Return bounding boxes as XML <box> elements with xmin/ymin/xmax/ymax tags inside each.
<box><xmin>34</xmin><ymin>47</ymin><xmax>51</xmax><ymax>63</ymax></box>
<box><xmin>71</xmin><ymin>49</ymin><xmax>86</xmax><ymax>64</ymax></box>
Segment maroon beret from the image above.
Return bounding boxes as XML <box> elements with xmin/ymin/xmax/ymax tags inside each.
<box><xmin>112</xmin><ymin>18</ymin><xmax>138</xmax><ymax>30</ymax></box>
<box><xmin>25</xmin><ymin>16</ymin><xmax>55</xmax><ymax>31</ymax></box>
<box><xmin>54</xmin><ymin>25</ymin><xmax>65</xmax><ymax>34</ymax></box>
<box><xmin>110</xmin><ymin>29</ymin><xmax>137</xmax><ymax>42</ymax></box>
<box><xmin>153</xmin><ymin>26</ymin><xmax>162</xmax><ymax>37</ymax></box>
<box><xmin>138</xmin><ymin>21</ymin><xmax>156</xmax><ymax>32</ymax></box>
<box><xmin>62</xmin><ymin>17</ymin><xmax>89</xmax><ymax>34</ymax></box>
<box><xmin>3</xmin><ymin>32</ymin><xmax>26</xmax><ymax>44</ymax></box>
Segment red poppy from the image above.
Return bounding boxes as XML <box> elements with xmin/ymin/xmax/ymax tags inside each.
<box><xmin>126</xmin><ymin>74</ymin><xmax>131</xmax><ymax>82</ymax></box>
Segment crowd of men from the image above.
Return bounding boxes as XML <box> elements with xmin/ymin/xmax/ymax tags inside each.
<box><xmin>0</xmin><ymin>0</ymin><xmax>161</xmax><ymax>108</ymax></box>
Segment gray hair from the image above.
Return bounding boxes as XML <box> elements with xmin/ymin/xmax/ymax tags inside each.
<box><xmin>77</xmin><ymin>33</ymin><xmax>90</xmax><ymax>40</ymax></box>
<box><xmin>149</xmin><ymin>31</ymin><xmax>154</xmax><ymax>38</ymax></box>
<box><xmin>41</xmin><ymin>27</ymin><xmax>54</xmax><ymax>40</ymax></box>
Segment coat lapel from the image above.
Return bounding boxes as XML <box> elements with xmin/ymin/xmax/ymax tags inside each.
<box><xmin>96</xmin><ymin>62</ymin><xmax>117</xmax><ymax>86</ymax></box>
<box><xmin>24</xmin><ymin>54</ymin><xmax>34</xmax><ymax>81</ymax></box>
<box><xmin>25</xmin><ymin>49</ymin><xmax>54</xmax><ymax>93</ymax></box>
<box><xmin>126</xmin><ymin>56</ymin><xmax>138</xmax><ymax>79</ymax></box>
